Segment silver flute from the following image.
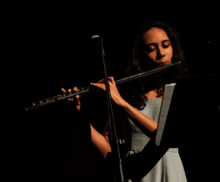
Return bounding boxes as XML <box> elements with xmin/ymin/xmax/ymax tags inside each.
<box><xmin>25</xmin><ymin>61</ymin><xmax>181</xmax><ymax>112</ymax></box>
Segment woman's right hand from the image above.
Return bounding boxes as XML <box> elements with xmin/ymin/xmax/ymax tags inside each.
<box><xmin>61</xmin><ymin>87</ymin><xmax>82</xmax><ymax>116</ymax></box>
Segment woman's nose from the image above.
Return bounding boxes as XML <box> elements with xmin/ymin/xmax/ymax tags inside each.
<box><xmin>156</xmin><ymin>48</ymin><xmax>165</xmax><ymax>60</ymax></box>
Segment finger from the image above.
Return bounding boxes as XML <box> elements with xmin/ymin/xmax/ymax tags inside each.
<box><xmin>66</xmin><ymin>98</ymin><xmax>74</xmax><ymax>103</ymax></box>
<box><xmin>110</xmin><ymin>76</ymin><xmax>114</xmax><ymax>81</ymax></box>
<box><xmin>95</xmin><ymin>78</ymin><xmax>113</xmax><ymax>86</ymax></box>
<box><xmin>73</xmin><ymin>87</ymin><xmax>79</xmax><ymax>91</ymax></box>
<box><xmin>90</xmin><ymin>82</ymin><xmax>106</xmax><ymax>91</ymax></box>
<box><xmin>75</xmin><ymin>97</ymin><xmax>81</xmax><ymax>105</ymax></box>
<box><xmin>97</xmin><ymin>78</ymin><xmax>114</xmax><ymax>84</ymax></box>
<box><xmin>97</xmin><ymin>79</ymin><xmax>104</xmax><ymax>83</ymax></box>
<box><xmin>62</xmin><ymin>88</ymin><xmax>72</xmax><ymax>100</ymax></box>
<box><xmin>61</xmin><ymin>88</ymin><xmax>66</xmax><ymax>93</ymax></box>
<box><xmin>73</xmin><ymin>87</ymin><xmax>80</xmax><ymax>98</ymax></box>
<box><xmin>67</xmin><ymin>88</ymin><xmax>72</xmax><ymax>93</ymax></box>
<box><xmin>61</xmin><ymin>88</ymin><xmax>72</xmax><ymax>102</ymax></box>
<box><xmin>66</xmin><ymin>89</ymin><xmax>72</xmax><ymax>99</ymax></box>
<box><xmin>63</xmin><ymin>88</ymin><xmax>74</xmax><ymax>102</ymax></box>
<box><xmin>71</xmin><ymin>88</ymin><xmax>78</xmax><ymax>100</ymax></box>
<box><xmin>108</xmin><ymin>77</ymin><xmax>115</xmax><ymax>84</ymax></box>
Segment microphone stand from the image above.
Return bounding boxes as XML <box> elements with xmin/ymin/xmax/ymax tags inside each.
<box><xmin>98</xmin><ymin>36</ymin><xmax>125</xmax><ymax>182</ymax></box>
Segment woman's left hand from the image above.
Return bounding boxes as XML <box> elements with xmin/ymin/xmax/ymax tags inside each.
<box><xmin>90</xmin><ymin>77</ymin><xmax>127</xmax><ymax>107</ymax></box>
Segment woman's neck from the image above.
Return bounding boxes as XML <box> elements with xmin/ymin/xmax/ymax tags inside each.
<box><xmin>147</xmin><ymin>73</ymin><xmax>164</xmax><ymax>88</ymax></box>
<box><xmin>144</xmin><ymin>87</ymin><xmax>163</xmax><ymax>99</ymax></box>
<box><xmin>144</xmin><ymin>74</ymin><xmax>164</xmax><ymax>98</ymax></box>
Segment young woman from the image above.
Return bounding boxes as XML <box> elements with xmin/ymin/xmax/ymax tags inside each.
<box><xmin>61</xmin><ymin>20</ymin><xmax>188</xmax><ymax>182</ymax></box>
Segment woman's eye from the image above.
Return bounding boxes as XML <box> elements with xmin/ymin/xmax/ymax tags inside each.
<box><xmin>145</xmin><ymin>46</ymin><xmax>155</xmax><ymax>52</ymax></box>
<box><xmin>147</xmin><ymin>48</ymin><xmax>154</xmax><ymax>52</ymax></box>
<box><xmin>163</xmin><ymin>44</ymin><xmax>169</xmax><ymax>48</ymax></box>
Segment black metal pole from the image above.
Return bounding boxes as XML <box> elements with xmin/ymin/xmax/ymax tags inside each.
<box><xmin>99</xmin><ymin>36</ymin><xmax>125</xmax><ymax>182</ymax></box>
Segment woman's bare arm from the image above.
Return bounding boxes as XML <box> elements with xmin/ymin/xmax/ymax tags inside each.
<box><xmin>121</xmin><ymin>102</ymin><xmax>158</xmax><ymax>139</ymax></box>
<box><xmin>90</xmin><ymin>121</ymin><xmax>111</xmax><ymax>160</ymax></box>
<box><xmin>90</xmin><ymin>77</ymin><xmax>158</xmax><ymax>139</ymax></box>
<box><xmin>71</xmin><ymin>111</ymin><xmax>112</xmax><ymax>161</ymax></box>
<box><xmin>61</xmin><ymin>87</ymin><xmax>112</xmax><ymax>160</ymax></box>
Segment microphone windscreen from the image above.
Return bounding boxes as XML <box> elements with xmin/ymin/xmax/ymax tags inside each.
<box><xmin>91</xmin><ymin>35</ymin><xmax>100</xmax><ymax>39</ymax></box>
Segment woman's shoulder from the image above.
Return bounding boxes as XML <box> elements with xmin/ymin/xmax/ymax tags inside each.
<box><xmin>145</xmin><ymin>91</ymin><xmax>163</xmax><ymax>99</ymax></box>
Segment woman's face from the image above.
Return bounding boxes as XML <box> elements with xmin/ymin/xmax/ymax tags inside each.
<box><xmin>142</xmin><ymin>27</ymin><xmax>173</xmax><ymax>70</ymax></box>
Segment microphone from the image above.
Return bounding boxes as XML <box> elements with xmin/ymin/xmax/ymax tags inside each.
<box><xmin>91</xmin><ymin>35</ymin><xmax>106</xmax><ymax>50</ymax></box>
<box><xmin>91</xmin><ymin>35</ymin><xmax>102</xmax><ymax>47</ymax></box>
<box><xmin>91</xmin><ymin>35</ymin><xmax>100</xmax><ymax>39</ymax></box>
<box><xmin>90</xmin><ymin>35</ymin><xmax>109</xmax><ymax>66</ymax></box>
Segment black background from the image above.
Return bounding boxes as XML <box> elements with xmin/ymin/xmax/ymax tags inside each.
<box><xmin>9</xmin><ymin>2</ymin><xmax>220</xmax><ymax>182</ymax></box>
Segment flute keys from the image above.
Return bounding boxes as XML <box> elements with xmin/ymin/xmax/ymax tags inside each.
<box><xmin>80</xmin><ymin>87</ymin><xmax>86</xmax><ymax>91</ymax></box>
<box><xmin>32</xmin><ymin>100</ymin><xmax>41</xmax><ymax>106</ymax></box>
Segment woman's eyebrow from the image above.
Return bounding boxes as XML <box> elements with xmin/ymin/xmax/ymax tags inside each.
<box><xmin>146</xmin><ymin>43</ymin><xmax>156</xmax><ymax>46</ymax></box>
<box><xmin>162</xmin><ymin>39</ymin><xmax>170</xmax><ymax>43</ymax></box>
<box><xmin>146</xmin><ymin>39</ymin><xmax>170</xmax><ymax>46</ymax></box>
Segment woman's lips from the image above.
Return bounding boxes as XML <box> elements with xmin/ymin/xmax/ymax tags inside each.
<box><xmin>156</xmin><ymin>62</ymin><xmax>170</xmax><ymax>74</ymax></box>
<box><xmin>156</xmin><ymin>61</ymin><xmax>170</xmax><ymax>67</ymax></box>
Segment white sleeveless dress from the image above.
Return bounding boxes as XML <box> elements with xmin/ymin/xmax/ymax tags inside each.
<box><xmin>124</xmin><ymin>99</ymin><xmax>188</xmax><ymax>182</ymax></box>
